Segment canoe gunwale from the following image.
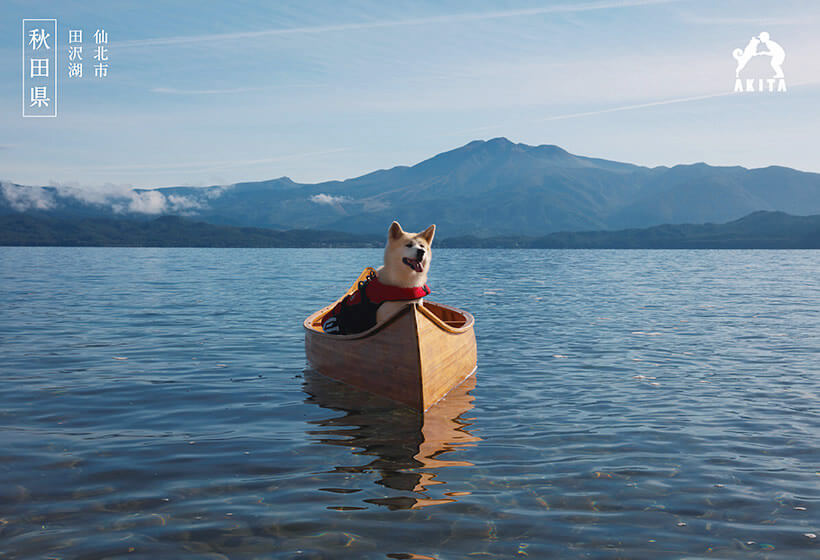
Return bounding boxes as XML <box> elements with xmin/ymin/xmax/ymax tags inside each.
<box><xmin>303</xmin><ymin>272</ymin><xmax>475</xmax><ymax>340</ymax></box>
<box><xmin>416</xmin><ymin>301</ymin><xmax>474</xmax><ymax>335</ymax></box>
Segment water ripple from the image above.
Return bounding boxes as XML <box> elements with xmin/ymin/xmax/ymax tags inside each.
<box><xmin>1</xmin><ymin>248</ymin><xmax>818</xmax><ymax>559</ymax></box>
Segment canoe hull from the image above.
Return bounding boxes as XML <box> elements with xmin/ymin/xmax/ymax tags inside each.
<box><xmin>304</xmin><ymin>292</ymin><xmax>476</xmax><ymax>411</ymax></box>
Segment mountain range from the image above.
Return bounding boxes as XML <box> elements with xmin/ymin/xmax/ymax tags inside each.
<box><xmin>3</xmin><ymin>138</ymin><xmax>820</xmax><ymax>237</ymax></box>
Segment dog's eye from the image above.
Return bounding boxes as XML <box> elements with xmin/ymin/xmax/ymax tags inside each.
<box><xmin>405</xmin><ymin>243</ymin><xmax>413</xmax><ymax>248</ymax></box>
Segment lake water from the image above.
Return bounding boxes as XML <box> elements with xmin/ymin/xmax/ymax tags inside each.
<box><xmin>1</xmin><ymin>247</ymin><xmax>818</xmax><ymax>559</ymax></box>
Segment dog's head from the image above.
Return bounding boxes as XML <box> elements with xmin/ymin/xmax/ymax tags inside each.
<box><xmin>382</xmin><ymin>221</ymin><xmax>435</xmax><ymax>287</ymax></box>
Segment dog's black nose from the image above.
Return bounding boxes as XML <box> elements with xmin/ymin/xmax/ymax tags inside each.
<box><xmin>415</xmin><ymin>248</ymin><xmax>425</xmax><ymax>260</ymax></box>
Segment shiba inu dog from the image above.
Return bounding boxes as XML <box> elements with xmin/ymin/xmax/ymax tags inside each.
<box><xmin>376</xmin><ymin>221</ymin><xmax>435</xmax><ymax>324</ymax></box>
<box><xmin>321</xmin><ymin>221</ymin><xmax>435</xmax><ymax>335</ymax></box>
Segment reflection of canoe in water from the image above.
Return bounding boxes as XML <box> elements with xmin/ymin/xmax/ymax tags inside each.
<box><xmin>303</xmin><ymin>268</ymin><xmax>477</xmax><ymax>411</ymax></box>
<box><xmin>303</xmin><ymin>370</ymin><xmax>481</xmax><ymax>509</ymax></box>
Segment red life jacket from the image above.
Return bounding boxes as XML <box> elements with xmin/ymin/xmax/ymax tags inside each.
<box><xmin>322</xmin><ymin>274</ymin><xmax>431</xmax><ymax>335</ymax></box>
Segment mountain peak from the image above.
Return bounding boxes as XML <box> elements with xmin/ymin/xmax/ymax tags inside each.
<box><xmin>486</xmin><ymin>136</ymin><xmax>514</xmax><ymax>146</ymax></box>
<box><xmin>460</xmin><ymin>137</ymin><xmax>514</xmax><ymax>151</ymax></box>
<box><xmin>473</xmin><ymin>138</ymin><xmax>573</xmax><ymax>158</ymax></box>
<box><xmin>232</xmin><ymin>176</ymin><xmax>298</xmax><ymax>192</ymax></box>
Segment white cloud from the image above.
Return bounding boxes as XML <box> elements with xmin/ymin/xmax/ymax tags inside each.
<box><xmin>167</xmin><ymin>194</ymin><xmax>205</xmax><ymax>212</ymax></box>
<box><xmin>51</xmin><ymin>182</ymin><xmax>126</xmax><ymax>206</ymax></box>
<box><xmin>125</xmin><ymin>190</ymin><xmax>168</xmax><ymax>214</ymax></box>
<box><xmin>310</xmin><ymin>193</ymin><xmax>349</xmax><ymax>206</ymax></box>
<box><xmin>104</xmin><ymin>190</ymin><xmax>205</xmax><ymax>215</ymax></box>
<box><xmin>1</xmin><ymin>181</ymin><xmax>216</xmax><ymax>216</ymax></box>
<box><xmin>0</xmin><ymin>182</ymin><xmax>57</xmax><ymax>211</ymax></box>
<box><xmin>99</xmin><ymin>188</ymin><xmax>206</xmax><ymax>215</ymax></box>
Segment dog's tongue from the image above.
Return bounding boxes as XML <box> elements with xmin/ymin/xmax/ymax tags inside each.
<box><xmin>404</xmin><ymin>257</ymin><xmax>423</xmax><ymax>272</ymax></box>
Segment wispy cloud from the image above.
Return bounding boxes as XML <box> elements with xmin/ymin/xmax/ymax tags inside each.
<box><xmin>59</xmin><ymin>149</ymin><xmax>351</xmax><ymax>175</ymax></box>
<box><xmin>150</xmin><ymin>84</ymin><xmax>318</xmax><ymax>95</ymax></box>
<box><xmin>0</xmin><ymin>181</ymin><xmax>222</xmax><ymax>216</ymax></box>
<box><xmin>45</xmin><ymin>183</ymin><xmax>205</xmax><ymax>215</ymax></box>
<box><xmin>457</xmin><ymin>80</ymin><xmax>820</xmax><ymax>135</ymax></box>
<box><xmin>1</xmin><ymin>182</ymin><xmax>56</xmax><ymax>211</ymax></box>
<box><xmin>454</xmin><ymin>92</ymin><xmax>733</xmax><ymax>136</ymax></box>
<box><xmin>118</xmin><ymin>0</ymin><xmax>682</xmax><ymax>49</ymax></box>
<box><xmin>681</xmin><ymin>14</ymin><xmax>818</xmax><ymax>25</ymax></box>
<box><xmin>112</xmin><ymin>190</ymin><xmax>191</xmax><ymax>214</ymax></box>
<box><xmin>150</xmin><ymin>86</ymin><xmax>266</xmax><ymax>95</ymax></box>
<box><xmin>532</xmin><ymin>92</ymin><xmax>734</xmax><ymax>122</ymax></box>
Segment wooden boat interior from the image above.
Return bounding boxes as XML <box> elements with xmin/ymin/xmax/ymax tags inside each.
<box><xmin>306</xmin><ymin>299</ymin><xmax>471</xmax><ymax>334</ymax></box>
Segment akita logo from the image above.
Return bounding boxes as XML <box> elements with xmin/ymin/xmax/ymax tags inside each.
<box><xmin>732</xmin><ymin>31</ymin><xmax>786</xmax><ymax>92</ymax></box>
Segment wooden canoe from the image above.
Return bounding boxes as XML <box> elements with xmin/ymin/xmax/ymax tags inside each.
<box><xmin>304</xmin><ymin>268</ymin><xmax>477</xmax><ymax>411</ymax></box>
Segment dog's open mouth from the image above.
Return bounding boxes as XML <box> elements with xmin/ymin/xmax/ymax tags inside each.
<box><xmin>402</xmin><ymin>257</ymin><xmax>423</xmax><ymax>273</ymax></box>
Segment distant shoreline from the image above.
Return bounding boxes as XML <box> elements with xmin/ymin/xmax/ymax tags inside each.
<box><xmin>1</xmin><ymin>211</ymin><xmax>819</xmax><ymax>249</ymax></box>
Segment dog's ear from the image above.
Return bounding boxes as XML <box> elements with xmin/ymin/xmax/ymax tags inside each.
<box><xmin>420</xmin><ymin>224</ymin><xmax>436</xmax><ymax>245</ymax></box>
<box><xmin>388</xmin><ymin>221</ymin><xmax>404</xmax><ymax>240</ymax></box>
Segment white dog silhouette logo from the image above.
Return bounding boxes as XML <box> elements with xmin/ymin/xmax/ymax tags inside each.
<box><xmin>733</xmin><ymin>32</ymin><xmax>786</xmax><ymax>92</ymax></box>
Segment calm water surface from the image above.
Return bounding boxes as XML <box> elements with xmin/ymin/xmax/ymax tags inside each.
<box><xmin>1</xmin><ymin>248</ymin><xmax>818</xmax><ymax>559</ymax></box>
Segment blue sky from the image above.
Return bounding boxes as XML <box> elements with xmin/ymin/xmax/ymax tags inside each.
<box><xmin>2</xmin><ymin>0</ymin><xmax>819</xmax><ymax>189</ymax></box>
